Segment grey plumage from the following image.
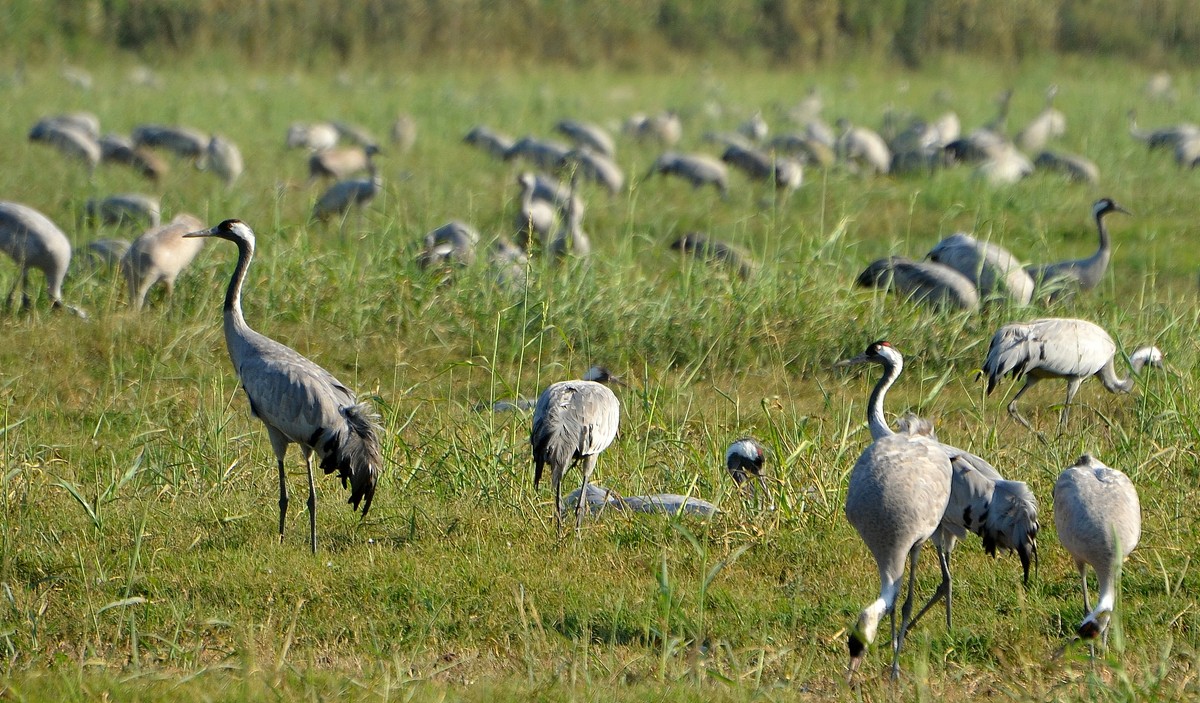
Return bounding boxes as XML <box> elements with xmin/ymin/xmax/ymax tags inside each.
<box><xmin>85</xmin><ymin>193</ymin><xmax>162</xmax><ymax>229</ymax></box>
<box><xmin>0</xmin><ymin>201</ymin><xmax>84</xmax><ymax>316</ymax></box>
<box><xmin>1015</xmin><ymin>85</ymin><xmax>1067</xmax><ymax>153</ymax></box>
<box><xmin>1053</xmin><ymin>453</ymin><xmax>1141</xmax><ymax>641</ymax></box>
<box><xmin>463</xmin><ymin>126</ymin><xmax>515</xmax><ymax>160</ymax></box>
<box><xmin>504</xmin><ymin>136</ymin><xmax>572</xmax><ymax>171</ymax></box>
<box><xmin>927</xmin><ymin>232</ymin><xmax>1034</xmax><ymax>305</ymax></box>
<box><xmin>514</xmin><ymin>172</ymin><xmax>558</xmax><ymax>249</ymax></box>
<box><xmin>562</xmin><ymin>483</ymin><xmax>718</xmax><ymax>519</ymax></box>
<box><xmin>131</xmin><ymin>124</ymin><xmax>209</xmax><ymax>162</ymax></box>
<box><xmin>531</xmin><ymin>366</ymin><xmax>622</xmax><ymax>533</ymax></box>
<box><xmin>547</xmin><ymin>184</ymin><xmax>590</xmax><ymax>260</ymax></box>
<box><xmin>308</xmin><ymin>144</ymin><xmax>380</xmax><ymax>182</ymax></box>
<box><xmin>1025</xmin><ymin>198</ymin><xmax>1128</xmax><ymax>300</ymax></box>
<box><xmin>417</xmin><ymin>220</ymin><xmax>479</xmax><ymax>270</ymax></box>
<box><xmin>1033</xmin><ymin>150</ymin><xmax>1099</xmax><ymax>184</ymax></box>
<box><xmin>29</xmin><ymin>120</ymin><xmax>101</xmax><ymax>172</ymax></box>
<box><xmin>555</xmin><ymin>120</ymin><xmax>616</xmax><ymax>158</ymax></box>
<box><xmin>980</xmin><ymin>318</ymin><xmax>1163</xmax><ymax>429</ymax></box>
<box><xmin>32</xmin><ymin>112</ymin><xmax>100</xmax><ymax>140</ymax></box>
<box><xmin>121</xmin><ymin>213</ymin><xmax>206</xmax><ymax>309</ymax></box>
<box><xmin>856</xmin><ymin>256</ymin><xmax>979</xmax><ymax>311</ymax></box>
<box><xmin>839</xmin><ymin>340</ymin><xmax>953</xmax><ymax>680</ymax></box>
<box><xmin>559</xmin><ymin>148</ymin><xmax>624</xmax><ymax>195</ymax></box>
<box><xmin>720</xmin><ymin>145</ymin><xmax>803</xmax><ymax>192</ymax></box>
<box><xmin>670</xmin><ymin>232</ymin><xmax>756</xmax><ymax>281</ymax></box>
<box><xmin>332</xmin><ymin>121</ymin><xmax>379</xmax><ymax>149</ymax></box>
<box><xmin>85</xmin><ymin>238</ymin><xmax>131</xmax><ymax>268</ymax></box>
<box><xmin>311</xmin><ymin>154</ymin><xmax>382</xmax><ymax>222</ymax></box>
<box><xmin>205</xmin><ymin>135</ymin><xmax>244</xmax><ymax>186</ymax></box>
<box><xmin>975</xmin><ymin>143</ymin><xmax>1034</xmax><ymax>186</ymax></box>
<box><xmin>623</xmin><ymin>111</ymin><xmax>682</xmax><ymax>146</ymax></box>
<box><xmin>287</xmin><ymin>122</ymin><xmax>339</xmax><ymax>151</ymax></box>
<box><xmin>184</xmin><ymin>219</ymin><xmax>381</xmax><ymax>553</ymax></box>
<box><xmin>643</xmin><ymin>152</ymin><xmax>729</xmax><ymax>196</ymax></box>
<box><xmin>99</xmin><ymin>133</ymin><xmax>168</xmax><ymax>182</ymax></box>
<box><xmin>1127</xmin><ymin>110</ymin><xmax>1198</xmax><ymax>151</ymax></box>
<box><xmin>725</xmin><ymin>437</ymin><xmax>772</xmax><ymax>510</ymax></box>
<box><xmin>835</xmin><ymin>120</ymin><xmax>891</xmax><ymax>175</ymax></box>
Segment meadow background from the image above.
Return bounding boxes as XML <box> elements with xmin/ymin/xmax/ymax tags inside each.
<box><xmin>0</xmin><ymin>2</ymin><xmax>1199</xmax><ymax>701</ymax></box>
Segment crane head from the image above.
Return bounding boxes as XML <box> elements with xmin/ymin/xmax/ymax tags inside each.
<box><xmin>1094</xmin><ymin>197</ymin><xmax>1132</xmax><ymax>218</ymax></box>
<box><xmin>834</xmin><ymin>340</ymin><xmax>900</xmax><ymax>369</ymax></box>
<box><xmin>184</xmin><ymin>219</ymin><xmax>255</xmax><ymax>245</ymax></box>
<box><xmin>582</xmin><ymin>366</ymin><xmax>626</xmax><ymax>387</ymax></box>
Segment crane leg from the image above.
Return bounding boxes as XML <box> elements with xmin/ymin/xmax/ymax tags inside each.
<box><xmin>908</xmin><ymin>547</ymin><xmax>952</xmax><ymax>631</ymax></box>
<box><xmin>576</xmin><ymin>454</ymin><xmax>598</xmax><ymax>532</ymax></box>
<box><xmin>892</xmin><ymin>544</ymin><xmax>923</xmax><ymax>680</ymax></box>
<box><xmin>276</xmin><ymin>457</ymin><xmax>289</xmax><ymax>543</ymax></box>
<box><xmin>1060</xmin><ymin>378</ymin><xmax>1084</xmax><ymax>426</ymax></box>
<box><xmin>552</xmin><ymin>468</ymin><xmax>564</xmax><ymax>535</ymax></box>
<box><xmin>304</xmin><ymin>450</ymin><xmax>318</xmax><ymax>554</ymax></box>
<box><xmin>1007</xmin><ymin>377</ymin><xmax>1040</xmax><ymax>430</ymax></box>
<box><xmin>1079</xmin><ymin>564</ymin><xmax>1091</xmax><ymax>616</ymax></box>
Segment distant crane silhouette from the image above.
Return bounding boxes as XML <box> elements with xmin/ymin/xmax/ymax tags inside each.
<box><xmin>531</xmin><ymin>366</ymin><xmax>622</xmax><ymax>533</ymax></box>
<box><xmin>856</xmin><ymin>256</ymin><xmax>979</xmax><ymax>311</ymax></box>
<box><xmin>927</xmin><ymin>232</ymin><xmax>1034</xmax><ymax>305</ymax></box>
<box><xmin>1053</xmin><ymin>453</ymin><xmax>1141</xmax><ymax>642</ymax></box>
<box><xmin>643</xmin><ymin>152</ymin><xmax>729</xmax><ymax>197</ymax></box>
<box><xmin>980</xmin><ymin>318</ymin><xmax>1163</xmax><ymax>429</ymax></box>
<box><xmin>311</xmin><ymin>150</ymin><xmax>382</xmax><ymax>223</ymax></box>
<box><xmin>183</xmin><ymin>219</ymin><xmax>381</xmax><ymax>553</ymax></box>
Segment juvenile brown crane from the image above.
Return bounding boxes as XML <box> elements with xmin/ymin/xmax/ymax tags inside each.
<box><xmin>121</xmin><ymin>213</ymin><xmax>206</xmax><ymax>309</ymax></box>
<box><xmin>184</xmin><ymin>219</ymin><xmax>381</xmax><ymax>553</ymax></box>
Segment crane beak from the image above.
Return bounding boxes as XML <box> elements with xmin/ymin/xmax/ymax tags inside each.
<box><xmin>834</xmin><ymin>353</ymin><xmax>869</xmax><ymax>369</ymax></box>
<box><xmin>183</xmin><ymin>226</ymin><xmax>216</xmax><ymax>239</ymax></box>
<box><xmin>1114</xmin><ymin>204</ymin><xmax>1133</xmax><ymax>216</ymax></box>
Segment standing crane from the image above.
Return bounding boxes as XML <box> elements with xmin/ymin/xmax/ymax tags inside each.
<box><xmin>980</xmin><ymin>318</ymin><xmax>1163</xmax><ymax>429</ymax></box>
<box><xmin>531</xmin><ymin>366</ymin><xmax>622</xmax><ymax>533</ymax></box>
<box><xmin>837</xmin><ymin>342</ymin><xmax>1039</xmax><ymax>634</ymax></box>
<box><xmin>1053</xmin><ymin>453</ymin><xmax>1141</xmax><ymax>642</ymax></box>
<box><xmin>838</xmin><ymin>340</ymin><xmax>952</xmax><ymax>680</ymax></box>
<box><xmin>726</xmin><ymin>437</ymin><xmax>773</xmax><ymax>509</ymax></box>
<box><xmin>0</xmin><ymin>201</ymin><xmax>86</xmax><ymax>317</ymax></box>
<box><xmin>183</xmin><ymin>219</ymin><xmax>381</xmax><ymax>553</ymax></box>
<box><xmin>121</xmin><ymin>213</ymin><xmax>206</xmax><ymax>309</ymax></box>
<box><xmin>1024</xmin><ymin>198</ymin><xmax>1129</xmax><ymax>300</ymax></box>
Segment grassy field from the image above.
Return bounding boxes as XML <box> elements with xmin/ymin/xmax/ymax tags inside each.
<box><xmin>0</xmin><ymin>52</ymin><xmax>1198</xmax><ymax>700</ymax></box>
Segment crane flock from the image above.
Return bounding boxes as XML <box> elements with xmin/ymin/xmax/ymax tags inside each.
<box><xmin>4</xmin><ymin>74</ymin><xmax>1179</xmax><ymax>684</ymax></box>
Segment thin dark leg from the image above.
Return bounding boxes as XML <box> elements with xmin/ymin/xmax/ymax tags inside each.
<box><xmin>277</xmin><ymin>458</ymin><xmax>289</xmax><ymax>543</ymax></box>
<box><xmin>304</xmin><ymin>450</ymin><xmax>317</xmax><ymax>554</ymax></box>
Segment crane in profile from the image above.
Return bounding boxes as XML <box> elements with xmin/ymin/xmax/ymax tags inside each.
<box><xmin>837</xmin><ymin>340</ymin><xmax>952</xmax><ymax>680</ymax></box>
<box><xmin>205</xmin><ymin>135</ymin><xmax>244</xmax><ymax>186</ymax></box>
<box><xmin>0</xmin><ymin>201</ymin><xmax>86</xmax><ymax>317</ymax></box>
<box><xmin>1053</xmin><ymin>453</ymin><xmax>1141</xmax><ymax>643</ymax></box>
<box><xmin>311</xmin><ymin>149</ymin><xmax>382</xmax><ymax>223</ymax></box>
<box><xmin>643</xmin><ymin>152</ymin><xmax>729</xmax><ymax>197</ymax></box>
<box><xmin>531</xmin><ymin>366</ymin><xmax>622</xmax><ymax>533</ymax></box>
<box><xmin>1024</xmin><ymin>198</ymin><xmax>1129</xmax><ymax>301</ymax></box>
<box><xmin>837</xmin><ymin>342</ymin><xmax>1039</xmax><ymax>635</ymax></box>
<box><xmin>980</xmin><ymin>318</ymin><xmax>1163</xmax><ymax>430</ymax></box>
<box><xmin>726</xmin><ymin>437</ymin><xmax>773</xmax><ymax>510</ymax></box>
<box><xmin>856</xmin><ymin>256</ymin><xmax>978</xmax><ymax>311</ymax></box>
<box><xmin>671</xmin><ymin>233</ymin><xmax>757</xmax><ymax>281</ymax></box>
<box><xmin>183</xmin><ymin>219</ymin><xmax>381</xmax><ymax>553</ymax></box>
<box><xmin>121</xmin><ymin>213</ymin><xmax>206</xmax><ymax>309</ymax></box>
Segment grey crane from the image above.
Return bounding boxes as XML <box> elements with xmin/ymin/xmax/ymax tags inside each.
<box><xmin>1024</xmin><ymin>198</ymin><xmax>1129</xmax><ymax>300</ymax></box>
<box><xmin>311</xmin><ymin>153</ymin><xmax>382</xmax><ymax>223</ymax></box>
<box><xmin>720</xmin><ymin>145</ymin><xmax>803</xmax><ymax>193</ymax></box>
<box><xmin>286</xmin><ymin>122</ymin><xmax>340</xmax><ymax>151</ymax></box>
<box><xmin>99</xmin><ymin>133</ymin><xmax>169</xmax><ymax>182</ymax></box>
<box><xmin>738</xmin><ymin>111</ymin><xmax>769</xmax><ymax>143</ymax></box>
<box><xmin>643</xmin><ymin>152</ymin><xmax>729</xmax><ymax>197</ymax></box>
<box><xmin>1053</xmin><ymin>453</ymin><xmax>1140</xmax><ymax>641</ymax></box>
<box><xmin>308</xmin><ymin>144</ymin><xmax>380</xmax><ymax>182</ymax></box>
<box><xmin>29</xmin><ymin>120</ymin><xmax>101</xmax><ymax>172</ymax></box>
<box><xmin>463</xmin><ymin>126</ymin><xmax>515</xmax><ymax>160</ymax></box>
<box><xmin>555</xmin><ymin>120</ymin><xmax>616</xmax><ymax>158</ymax></box>
<box><xmin>926</xmin><ymin>232</ymin><xmax>1034</xmax><ymax>306</ymax></box>
<box><xmin>856</xmin><ymin>256</ymin><xmax>979</xmax><ymax>311</ymax></box>
<box><xmin>1033</xmin><ymin>150</ymin><xmax>1100</xmax><ymax>184</ymax></box>
<box><xmin>85</xmin><ymin>238</ymin><xmax>131</xmax><ymax>269</ymax></box>
<box><xmin>531</xmin><ymin>366</ymin><xmax>623</xmax><ymax>533</ymax></box>
<box><xmin>514</xmin><ymin>172</ymin><xmax>558</xmax><ymax>249</ymax></box>
<box><xmin>623</xmin><ymin>111</ymin><xmax>682</xmax><ymax>146</ymax></box>
<box><xmin>504</xmin><ymin>136</ymin><xmax>572</xmax><ymax>171</ymax></box>
<box><xmin>131</xmin><ymin>124</ymin><xmax>209</xmax><ymax>162</ymax></box>
<box><xmin>32</xmin><ymin>112</ymin><xmax>100</xmax><ymax>140</ymax></box>
<box><xmin>85</xmin><ymin>193</ymin><xmax>162</xmax><ymax>229</ymax></box>
<box><xmin>840</xmin><ymin>340</ymin><xmax>952</xmax><ymax>680</ymax></box>
<box><xmin>838</xmin><ymin>342</ymin><xmax>1039</xmax><ymax>635</ymax></box>
<box><xmin>726</xmin><ymin>437</ymin><xmax>773</xmax><ymax>510</ymax></box>
<box><xmin>0</xmin><ymin>201</ymin><xmax>85</xmax><ymax>317</ymax></box>
<box><xmin>975</xmin><ymin>143</ymin><xmax>1035</xmax><ymax>186</ymax></box>
<box><xmin>121</xmin><ymin>213</ymin><xmax>206</xmax><ymax>309</ymax></box>
<box><xmin>390</xmin><ymin>115</ymin><xmax>417</xmax><ymax>152</ymax></box>
<box><xmin>1016</xmin><ymin>85</ymin><xmax>1067</xmax><ymax>153</ymax></box>
<box><xmin>559</xmin><ymin>148</ymin><xmax>624</xmax><ymax>195</ymax></box>
<box><xmin>1126</xmin><ymin>110</ymin><xmax>1198</xmax><ymax>152</ymax></box>
<box><xmin>980</xmin><ymin>318</ymin><xmax>1163</xmax><ymax>429</ymax></box>
<box><xmin>670</xmin><ymin>233</ymin><xmax>757</xmax><ymax>281</ymax></box>
<box><xmin>547</xmin><ymin>182</ymin><xmax>590</xmax><ymax>260</ymax></box>
<box><xmin>944</xmin><ymin>89</ymin><xmax>1013</xmax><ymax>164</ymax></box>
<box><xmin>183</xmin><ymin>219</ymin><xmax>381</xmax><ymax>553</ymax></box>
<box><xmin>204</xmin><ymin>135</ymin><xmax>244</xmax><ymax>186</ymax></box>
<box><xmin>835</xmin><ymin>119</ymin><xmax>892</xmax><ymax>175</ymax></box>
<box><xmin>417</xmin><ymin>220</ymin><xmax>479</xmax><ymax>271</ymax></box>
<box><xmin>489</xmin><ymin>236</ymin><xmax>529</xmax><ymax>291</ymax></box>
<box><xmin>767</xmin><ymin>133</ymin><xmax>836</xmax><ymax>168</ymax></box>
<box><xmin>562</xmin><ymin>483</ymin><xmax>718</xmax><ymax>519</ymax></box>
<box><xmin>332</xmin><ymin>121</ymin><xmax>379</xmax><ymax>149</ymax></box>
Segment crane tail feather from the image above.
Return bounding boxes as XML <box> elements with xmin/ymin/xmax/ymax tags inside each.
<box><xmin>316</xmin><ymin>402</ymin><xmax>382</xmax><ymax>517</ymax></box>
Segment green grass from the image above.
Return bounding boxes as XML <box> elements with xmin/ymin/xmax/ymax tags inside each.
<box><xmin>0</xmin><ymin>53</ymin><xmax>1198</xmax><ymax>700</ymax></box>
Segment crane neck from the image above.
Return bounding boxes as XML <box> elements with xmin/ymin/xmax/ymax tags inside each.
<box><xmin>1095</xmin><ymin>210</ymin><xmax>1111</xmax><ymax>254</ymax></box>
<box><xmin>222</xmin><ymin>234</ymin><xmax>253</xmax><ymax>330</ymax></box>
<box><xmin>867</xmin><ymin>356</ymin><xmax>901</xmax><ymax>440</ymax></box>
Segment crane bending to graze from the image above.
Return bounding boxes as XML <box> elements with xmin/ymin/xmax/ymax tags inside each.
<box><xmin>131</xmin><ymin>124</ymin><xmax>209</xmax><ymax>162</ymax></box>
<box><xmin>417</xmin><ymin>221</ymin><xmax>479</xmax><ymax>270</ymax></box>
<box><xmin>531</xmin><ymin>366</ymin><xmax>623</xmax><ymax>533</ymax></box>
<box><xmin>29</xmin><ymin>120</ymin><xmax>101</xmax><ymax>172</ymax></box>
<box><xmin>927</xmin><ymin>232</ymin><xmax>1034</xmax><ymax>305</ymax></box>
<box><xmin>463</xmin><ymin>126</ymin><xmax>515</xmax><ymax>160</ymax></box>
<box><xmin>559</xmin><ymin>148</ymin><xmax>624</xmax><ymax>195</ymax></box>
<box><xmin>726</xmin><ymin>437</ymin><xmax>772</xmax><ymax>509</ymax></box>
<box><xmin>720</xmin><ymin>145</ymin><xmax>803</xmax><ymax>192</ymax></box>
<box><xmin>85</xmin><ymin>193</ymin><xmax>162</xmax><ymax>229</ymax></box>
<box><xmin>0</xmin><ymin>202</ymin><xmax>86</xmax><ymax>317</ymax></box>
<box><xmin>1127</xmin><ymin>110</ymin><xmax>1199</xmax><ymax>151</ymax></box>
<box><xmin>205</xmin><ymin>135</ymin><xmax>244</xmax><ymax>186</ymax></box>
<box><xmin>856</xmin><ymin>256</ymin><xmax>979</xmax><ymax>311</ymax></box>
<box><xmin>1033</xmin><ymin>150</ymin><xmax>1100</xmax><ymax>184</ymax></box>
<box><xmin>121</xmin><ymin>213</ymin><xmax>206</xmax><ymax>310</ymax></box>
<box><xmin>311</xmin><ymin>150</ymin><xmax>382</xmax><ymax>222</ymax></box>
<box><xmin>100</xmin><ymin>133</ymin><xmax>168</xmax><ymax>182</ymax></box>
<box><xmin>980</xmin><ymin>318</ymin><xmax>1163</xmax><ymax>430</ymax></box>
<box><xmin>643</xmin><ymin>152</ymin><xmax>729</xmax><ymax>196</ymax></box>
<box><xmin>309</xmin><ymin>145</ymin><xmax>379</xmax><ymax>182</ymax></box>
<box><xmin>504</xmin><ymin>137</ymin><xmax>571</xmax><ymax>171</ymax></box>
<box><xmin>837</xmin><ymin>342</ymin><xmax>1039</xmax><ymax>635</ymax></box>
<box><xmin>835</xmin><ymin>119</ymin><xmax>891</xmax><ymax>175</ymax></box>
<box><xmin>555</xmin><ymin>120</ymin><xmax>615</xmax><ymax>158</ymax></box>
<box><xmin>1053</xmin><ymin>453</ymin><xmax>1141</xmax><ymax>642</ymax></box>
<box><xmin>183</xmin><ymin>220</ymin><xmax>381</xmax><ymax>553</ymax></box>
<box><xmin>670</xmin><ymin>233</ymin><xmax>757</xmax><ymax>281</ymax></box>
<box><xmin>1025</xmin><ymin>198</ymin><xmax>1129</xmax><ymax>300</ymax></box>
<box><xmin>838</xmin><ymin>340</ymin><xmax>951</xmax><ymax>680</ymax></box>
